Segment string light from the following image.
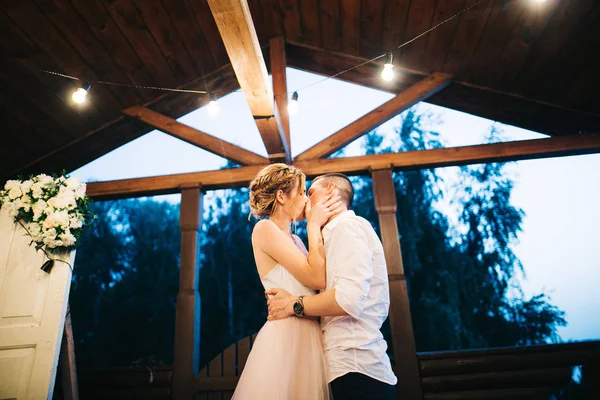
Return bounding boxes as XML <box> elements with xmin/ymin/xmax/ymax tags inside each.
<box><xmin>381</xmin><ymin>53</ymin><xmax>394</xmax><ymax>82</ymax></box>
<box><xmin>72</xmin><ymin>82</ymin><xmax>90</xmax><ymax>104</ymax></box>
<box><xmin>41</xmin><ymin>0</ymin><xmax>489</xmax><ymax>109</ymax></box>
<box><xmin>207</xmin><ymin>93</ymin><xmax>220</xmax><ymax>116</ymax></box>
<box><xmin>288</xmin><ymin>91</ymin><xmax>299</xmax><ymax>115</ymax></box>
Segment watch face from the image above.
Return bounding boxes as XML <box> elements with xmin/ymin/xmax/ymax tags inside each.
<box><xmin>293</xmin><ymin>301</ymin><xmax>303</xmax><ymax>315</ymax></box>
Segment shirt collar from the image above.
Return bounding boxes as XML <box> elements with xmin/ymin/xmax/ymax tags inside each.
<box><xmin>323</xmin><ymin>210</ymin><xmax>355</xmax><ymax>234</ymax></box>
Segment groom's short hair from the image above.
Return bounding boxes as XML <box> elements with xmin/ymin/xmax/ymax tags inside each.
<box><xmin>312</xmin><ymin>173</ymin><xmax>354</xmax><ymax>207</ymax></box>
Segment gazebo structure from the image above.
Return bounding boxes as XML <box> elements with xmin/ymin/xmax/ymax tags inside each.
<box><xmin>1</xmin><ymin>0</ymin><xmax>600</xmax><ymax>399</ymax></box>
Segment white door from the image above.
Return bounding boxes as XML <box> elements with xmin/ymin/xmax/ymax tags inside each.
<box><xmin>0</xmin><ymin>207</ymin><xmax>74</xmax><ymax>399</ymax></box>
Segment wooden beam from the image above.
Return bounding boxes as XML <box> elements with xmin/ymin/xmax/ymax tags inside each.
<box><xmin>295</xmin><ymin>73</ymin><xmax>452</xmax><ymax>161</ymax></box>
<box><xmin>59</xmin><ymin>306</ymin><xmax>79</xmax><ymax>400</ymax></box>
<box><xmin>207</xmin><ymin>0</ymin><xmax>290</xmax><ymax>163</ymax></box>
<box><xmin>270</xmin><ymin>36</ymin><xmax>291</xmax><ymax>158</ymax></box>
<box><xmin>123</xmin><ymin>106</ymin><xmax>268</xmax><ymax>166</ymax></box>
<box><xmin>172</xmin><ymin>187</ymin><xmax>203</xmax><ymax>400</ymax></box>
<box><xmin>85</xmin><ymin>134</ymin><xmax>600</xmax><ymax>199</ymax></box>
<box><xmin>372</xmin><ymin>169</ymin><xmax>423</xmax><ymax>400</ymax></box>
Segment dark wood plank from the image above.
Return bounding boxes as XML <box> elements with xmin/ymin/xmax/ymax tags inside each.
<box><xmin>69</xmin><ymin>0</ymin><xmax>157</xmax><ymax>101</ymax></box>
<box><xmin>297</xmin><ymin>0</ymin><xmax>321</xmax><ymax>47</ymax></box>
<box><xmin>186</xmin><ymin>0</ymin><xmax>229</xmax><ymax>66</ymax></box>
<box><xmin>423</xmin><ymin>387</ymin><xmax>554</xmax><ymax>400</ymax></box>
<box><xmin>496</xmin><ymin>0</ymin><xmax>560</xmax><ymax>89</ymax></box>
<box><xmin>101</xmin><ymin>0</ymin><xmax>179</xmax><ymax>87</ymax></box>
<box><xmin>0</xmin><ymin>79</ymin><xmax>67</xmax><ymax>148</ymax></box>
<box><xmin>236</xmin><ymin>336</ymin><xmax>251</xmax><ymax>374</ymax></box>
<box><xmin>132</xmin><ymin>0</ymin><xmax>197</xmax><ymax>81</ymax></box>
<box><xmin>372</xmin><ymin>168</ymin><xmax>423</xmax><ymax>400</ymax></box>
<box><xmin>280</xmin><ymin>0</ymin><xmax>303</xmax><ymax>43</ymax></box>
<box><xmin>295</xmin><ymin>73</ymin><xmax>453</xmax><ymax>160</ymax></box>
<box><xmin>319</xmin><ymin>0</ymin><xmax>341</xmax><ymax>51</ymax></box>
<box><xmin>524</xmin><ymin>1</ymin><xmax>599</xmax><ymax>105</ymax></box>
<box><xmin>207</xmin><ymin>352</ymin><xmax>222</xmax><ymax>400</ymax></box>
<box><xmin>160</xmin><ymin>0</ymin><xmax>218</xmax><ymax>75</ymax></box>
<box><xmin>422</xmin><ymin>367</ymin><xmax>572</xmax><ymax>392</ymax></box>
<box><xmin>0</xmin><ymin>17</ymin><xmax>96</xmax><ymax>137</ymax></box>
<box><xmin>400</xmin><ymin>0</ymin><xmax>437</xmax><ymax>69</ymax></box>
<box><xmin>59</xmin><ymin>306</ymin><xmax>80</xmax><ymax>400</ymax></box>
<box><xmin>420</xmin><ymin>0</ymin><xmax>468</xmax><ymax>73</ymax></box>
<box><xmin>246</xmin><ymin>0</ymin><xmax>268</xmax><ymax>41</ymax></box>
<box><xmin>123</xmin><ymin>105</ymin><xmax>269</xmax><ymax>165</ymax></box>
<box><xmin>84</xmin><ymin>134</ymin><xmax>600</xmax><ymax>199</ymax></box>
<box><xmin>464</xmin><ymin>0</ymin><xmax>526</xmax><ymax>87</ymax></box>
<box><xmin>382</xmin><ymin>0</ymin><xmax>411</xmax><ymax>52</ymax></box>
<box><xmin>340</xmin><ymin>0</ymin><xmax>361</xmax><ymax>55</ymax></box>
<box><xmin>514</xmin><ymin>0</ymin><xmax>596</xmax><ymax>95</ymax></box>
<box><xmin>358</xmin><ymin>0</ymin><xmax>385</xmax><ymax>59</ymax></box>
<box><xmin>172</xmin><ymin>187</ymin><xmax>203</xmax><ymax>400</ymax></box>
<box><xmin>442</xmin><ymin>0</ymin><xmax>494</xmax><ymax>80</ymax></box>
<box><xmin>33</xmin><ymin>0</ymin><xmax>143</xmax><ymax>107</ymax></box>
<box><xmin>1</xmin><ymin>0</ymin><xmax>124</xmax><ymax>118</ymax></box>
<box><xmin>259</xmin><ymin>0</ymin><xmax>285</xmax><ymax>39</ymax></box>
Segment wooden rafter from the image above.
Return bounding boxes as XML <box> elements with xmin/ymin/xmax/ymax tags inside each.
<box><xmin>270</xmin><ymin>36</ymin><xmax>291</xmax><ymax>156</ymax></box>
<box><xmin>207</xmin><ymin>0</ymin><xmax>290</xmax><ymax>164</ymax></box>
<box><xmin>86</xmin><ymin>134</ymin><xmax>600</xmax><ymax>199</ymax></box>
<box><xmin>123</xmin><ymin>106</ymin><xmax>268</xmax><ymax>166</ymax></box>
<box><xmin>295</xmin><ymin>72</ymin><xmax>452</xmax><ymax>161</ymax></box>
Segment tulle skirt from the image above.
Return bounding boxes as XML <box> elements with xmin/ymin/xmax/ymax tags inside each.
<box><xmin>232</xmin><ymin>317</ymin><xmax>330</xmax><ymax>400</ymax></box>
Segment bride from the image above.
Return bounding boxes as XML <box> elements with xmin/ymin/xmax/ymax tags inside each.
<box><xmin>232</xmin><ymin>163</ymin><xmax>343</xmax><ymax>399</ymax></box>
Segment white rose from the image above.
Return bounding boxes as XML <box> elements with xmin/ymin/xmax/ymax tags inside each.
<box><xmin>4</xmin><ymin>180</ymin><xmax>20</xmax><ymax>191</ymax></box>
<box><xmin>59</xmin><ymin>232</ymin><xmax>76</xmax><ymax>246</ymax></box>
<box><xmin>37</xmin><ymin>174</ymin><xmax>53</xmax><ymax>184</ymax></box>
<box><xmin>8</xmin><ymin>187</ymin><xmax>22</xmax><ymax>200</ymax></box>
<box><xmin>52</xmin><ymin>210</ymin><xmax>70</xmax><ymax>228</ymax></box>
<box><xmin>32</xmin><ymin>200</ymin><xmax>47</xmax><ymax>220</ymax></box>
<box><xmin>69</xmin><ymin>215</ymin><xmax>83</xmax><ymax>229</ymax></box>
<box><xmin>31</xmin><ymin>183</ymin><xmax>44</xmax><ymax>199</ymax></box>
<box><xmin>27</xmin><ymin>223</ymin><xmax>41</xmax><ymax>237</ymax></box>
<box><xmin>21</xmin><ymin>180</ymin><xmax>33</xmax><ymax>193</ymax></box>
<box><xmin>66</xmin><ymin>176</ymin><xmax>80</xmax><ymax>189</ymax></box>
<box><xmin>42</xmin><ymin>216</ymin><xmax>55</xmax><ymax>230</ymax></box>
<box><xmin>75</xmin><ymin>183</ymin><xmax>86</xmax><ymax>199</ymax></box>
<box><xmin>7</xmin><ymin>203</ymin><xmax>19</xmax><ymax>218</ymax></box>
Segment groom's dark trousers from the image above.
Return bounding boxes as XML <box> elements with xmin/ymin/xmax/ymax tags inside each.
<box><xmin>330</xmin><ymin>372</ymin><xmax>395</xmax><ymax>400</ymax></box>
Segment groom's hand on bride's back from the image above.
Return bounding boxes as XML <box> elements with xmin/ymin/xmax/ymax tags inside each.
<box><xmin>266</xmin><ymin>288</ymin><xmax>294</xmax><ymax>320</ymax></box>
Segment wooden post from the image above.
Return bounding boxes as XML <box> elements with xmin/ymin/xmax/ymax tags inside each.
<box><xmin>371</xmin><ymin>168</ymin><xmax>423</xmax><ymax>400</ymax></box>
<box><xmin>60</xmin><ymin>305</ymin><xmax>79</xmax><ymax>400</ymax></box>
<box><xmin>172</xmin><ymin>186</ymin><xmax>203</xmax><ymax>399</ymax></box>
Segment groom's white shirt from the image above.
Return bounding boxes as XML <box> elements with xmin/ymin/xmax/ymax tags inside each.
<box><xmin>321</xmin><ymin>210</ymin><xmax>398</xmax><ymax>385</ymax></box>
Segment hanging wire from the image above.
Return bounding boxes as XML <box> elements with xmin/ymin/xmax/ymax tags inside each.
<box><xmin>40</xmin><ymin>0</ymin><xmax>490</xmax><ymax>98</ymax></box>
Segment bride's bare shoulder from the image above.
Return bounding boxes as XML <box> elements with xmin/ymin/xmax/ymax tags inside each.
<box><xmin>252</xmin><ymin>219</ymin><xmax>276</xmax><ymax>242</ymax></box>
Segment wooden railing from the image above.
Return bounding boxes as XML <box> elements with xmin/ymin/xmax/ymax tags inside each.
<box><xmin>75</xmin><ymin>339</ymin><xmax>600</xmax><ymax>400</ymax></box>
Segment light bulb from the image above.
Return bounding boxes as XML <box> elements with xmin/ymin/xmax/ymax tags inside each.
<box><xmin>381</xmin><ymin>53</ymin><xmax>395</xmax><ymax>82</ymax></box>
<box><xmin>72</xmin><ymin>87</ymin><xmax>88</xmax><ymax>104</ymax></box>
<box><xmin>207</xmin><ymin>94</ymin><xmax>219</xmax><ymax>116</ymax></box>
<box><xmin>288</xmin><ymin>91</ymin><xmax>299</xmax><ymax>115</ymax></box>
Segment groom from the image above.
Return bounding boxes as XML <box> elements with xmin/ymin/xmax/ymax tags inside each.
<box><xmin>266</xmin><ymin>173</ymin><xmax>397</xmax><ymax>400</ymax></box>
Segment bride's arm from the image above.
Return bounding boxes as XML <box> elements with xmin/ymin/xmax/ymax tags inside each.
<box><xmin>253</xmin><ymin>220</ymin><xmax>326</xmax><ymax>290</ymax></box>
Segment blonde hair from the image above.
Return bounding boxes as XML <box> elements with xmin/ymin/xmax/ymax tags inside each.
<box><xmin>249</xmin><ymin>164</ymin><xmax>306</xmax><ymax>218</ymax></box>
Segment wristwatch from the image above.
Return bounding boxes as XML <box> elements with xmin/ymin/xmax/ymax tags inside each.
<box><xmin>293</xmin><ymin>295</ymin><xmax>305</xmax><ymax>317</ymax></box>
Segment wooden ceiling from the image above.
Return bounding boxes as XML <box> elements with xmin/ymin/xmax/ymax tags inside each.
<box><xmin>1</xmin><ymin>0</ymin><xmax>599</xmax><ymax>181</ymax></box>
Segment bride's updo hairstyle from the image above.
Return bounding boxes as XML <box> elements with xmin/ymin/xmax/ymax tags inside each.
<box><xmin>249</xmin><ymin>163</ymin><xmax>306</xmax><ymax>218</ymax></box>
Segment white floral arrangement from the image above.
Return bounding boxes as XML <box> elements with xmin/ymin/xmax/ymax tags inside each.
<box><xmin>0</xmin><ymin>173</ymin><xmax>93</xmax><ymax>252</ymax></box>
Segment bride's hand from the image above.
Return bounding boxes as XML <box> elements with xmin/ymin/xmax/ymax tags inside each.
<box><xmin>306</xmin><ymin>193</ymin><xmax>344</xmax><ymax>228</ymax></box>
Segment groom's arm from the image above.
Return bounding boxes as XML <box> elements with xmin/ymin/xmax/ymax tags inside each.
<box><xmin>267</xmin><ymin>220</ymin><xmax>373</xmax><ymax>319</ymax></box>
